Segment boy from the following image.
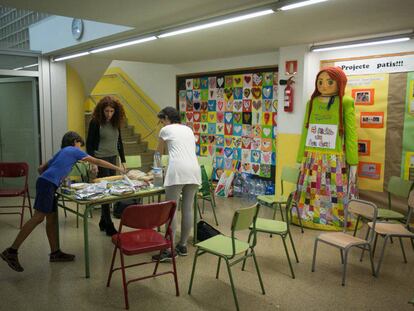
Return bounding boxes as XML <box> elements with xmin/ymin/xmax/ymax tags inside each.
<box><xmin>1</xmin><ymin>131</ymin><xmax>126</xmax><ymax>272</ymax></box>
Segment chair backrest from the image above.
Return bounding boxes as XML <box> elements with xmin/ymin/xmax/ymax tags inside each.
<box><xmin>346</xmin><ymin>199</ymin><xmax>378</xmax><ymax>239</ymax></box>
<box><xmin>199</xmin><ymin>165</ymin><xmax>211</xmax><ymax>196</ymax></box>
<box><xmin>125</xmin><ymin>155</ymin><xmax>142</xmax><ymax>169</ymax></box>
<box><xmin>68</xmin><ymin>162</ymin><xmax>89</xmax><ymax>182</ymax></box>
<box><xmin>284</xmin><ymin>192</ymin><xmax>296</xmax><ymax>226</ymax></box>
<box><xmin>387</xmin><ymin>176</ymin><xmax>413</xmax><ymax>199</ymax></box>
<box><xmin>281</xmin><ymin>166</ymin><xmax>299</xmax><ymax>194</ymax></box>
<box><xmin>121</xmin><ymin>200</ymin><xmax>176</xmax><ymax>230</ymax></box>
<box><xmin>0</xmin><ymin>162</ymin><xmax>29</xmax><ymax>190</ymax></box>
<box><xmin>231</xmin><ymin>204</ymin><xmax>259</xmax><ymax>232</ymax></box>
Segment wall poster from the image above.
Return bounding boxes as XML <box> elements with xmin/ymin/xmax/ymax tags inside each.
<box><xmin>176</xmin><ymin>67</ymin><xmax>278</xmax><ymax>180</ymax></box>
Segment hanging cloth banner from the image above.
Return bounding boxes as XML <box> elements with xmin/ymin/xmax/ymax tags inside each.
<box><xmin>334</xmin><ymin>54</ymin><xmax>414</xmax><ymax>75</ymax></box>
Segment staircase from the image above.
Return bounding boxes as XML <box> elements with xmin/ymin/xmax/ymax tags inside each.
<box><xmin>85</xmin><ymin>113</ymin><xmax>154</xmax><ymax>172</ymax></box>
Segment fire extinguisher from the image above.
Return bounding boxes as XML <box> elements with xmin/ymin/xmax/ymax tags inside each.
<box><xmin>283</xmin><ymin>77</ymin><xmax>294</xmax><ymax>112</ymax></box>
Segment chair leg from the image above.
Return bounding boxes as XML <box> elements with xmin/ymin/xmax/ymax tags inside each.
<box><xmin>367</xmin><ymin>244</ymin><xmax>376</xmax><ymax>277</ymax></box>
<box><xmin>372</xmin><ymin>232</ymin><xmax>379</xmax><ymax>257</ymax></box>
<box><xmin>196</xmin><ymin>200</ymin><xmax>203</xmax><ymax>220</ymax></box>
<box><xmin>360</xmin><ymin>227</ymin><xmax>371</xmax><ymax>262</ymax></box>
<box><xmin>202</xmin><ymin>199</ymin><xmax>205</xmax><ymax>214</ymax></box>
<box><xmin>170</xmin><ymin>245</ymin><xmax>180</xmax><ymax>296</ymax></box>
<box><xmin>152</xmin><ymin>250</ymin><xmax>163</xmax><ymax>275</ymax></box>
<box><xmin>188</xmin><ymin>248</ymin><xmax>200</xmax><ymax>294</ymax></box>
<box><xmin>225</xmin><ymin>259</ymin><xmax>240</xmax><ymax>311</ymax></box>
<box><xmin>106</xmin><ymin>246</ymin><xmax>118</xmax><ymax>287</ymax></box>
<box><xmin>341</xmin><ymin>249</ymin><xmax>349</xmax><ymax>286</ymax></box>
<box><xmin>340</xmin><ymin>249</ymin><xmax>344</xmax><ymax>264</ymax></box>
<box><xmin>281</xmin><ymin>236</ymin><xmax>295</xmax><ymax>279</ymax></box>
<box><xmin>119</xmin><ymin>252</ymin><xmax>129</xmax><ymax>310</ymax></box>
<box><xmin>20</xmin><ymin>194</ymin><xmax>26</xmax><ymax>229</ymax></box>
<box><xmin>398</xmin><ymin>237</ymin><xmax>408</xmax><ymax>263</ymax></box>
<box><xmin>251</xmin><ymin>249</ymin><xmax>265</xmax><ymax>294</ymax></box>
<box><xmin>376</xmin><ymin>235</ymin><xmax>389</xmax><ymax>277</ymax></box>
<box><xmin>210</xmin><ymin>195</ymin><xmax>219</xmax><ymax>226</ymax></box>
<box><xmin>242</xmin><ymin>231</ymin><xmax>254</xmax><ymax>271</ymax></box>
<box><xmin>288</xmin><ymin>231</ymin><xmax>299</xmax><ymax>263</ymax></box>
<box><xmin>216</xmin><ymin>257</ymin><xmax>222</xmax><ymax>279</ymax></box>
<box><xmin>311</xmin><ymin>239</ymin><xmax>319</xmax><ymax>272</ymax></box>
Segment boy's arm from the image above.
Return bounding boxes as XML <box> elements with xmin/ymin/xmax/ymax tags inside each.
<box><xmin>38</xmin><ymin>162</ymin><xmax>49</xmax><ymax>174</ymax></box>
<box><xmin>82</xmin><ymin>156</ymin><xmax>126</xmax><ymax>174</ymax></box>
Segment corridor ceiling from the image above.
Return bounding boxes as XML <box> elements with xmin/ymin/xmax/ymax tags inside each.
<box><xmin>2</xmin><ymin>0</ymin><xmax>414</xmax><ymax>63</ymax></box>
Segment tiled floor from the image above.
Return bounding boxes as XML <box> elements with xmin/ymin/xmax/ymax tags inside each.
<box><xmin>0</xmin><ymin>196</ymin><xmax>413</xmax><ymax>310</ymax></box>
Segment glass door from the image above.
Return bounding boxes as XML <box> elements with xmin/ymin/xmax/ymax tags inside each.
<box><xmin>0</xmin><ymin>77</ymin><xmax>40</xmax><ymax>193</ymax></box>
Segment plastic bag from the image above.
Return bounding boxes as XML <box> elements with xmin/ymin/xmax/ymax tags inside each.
<box><xmin>214</xmin><ymin>171</ymin><xmax>234</xmax><ymax>197</ymax></box>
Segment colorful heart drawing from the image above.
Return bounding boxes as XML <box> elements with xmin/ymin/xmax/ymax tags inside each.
<box><xmin>243</xmin><ymin>113</ymin><xmax>252</xmax><ymax>124</ymax></box>
<box><xmin>253</xmin><ymin>125</ymin><xmax>262</xmax><ymax>137</ymax></box>
<box><xmin>201</xmin><ymin>146</ymin><xmax>208</xmax><ymax>154</ymax></box>
<box><xmin>193</xmin><ymin>90</ymin><xmax>200</xmax><ymax>99</ymax></box>
<box><xmin>242</xmin><ymin>125</ymin><xmax>252</xmax><ymax>136</ymax></box>
<box><xmin>179</xmin><ymin>102</ymin><xmax>187</xmax><ymax>111</ymax></box>
<box><xmin>252</xmin><ymin>87</ymin><xmax>262</xmax><ymax>99</ymax></box>
<box><xmin>224</xmin><ymin>158</ymin><xmax>233</xmax><ymax>170</ymax></box>
<box><xmin>252</xmin><ymin>164</ymin><xmax>260</xmax><ymax>174</ymax></box>
<box><xmin>252</xmin><ymin>73</ymin><xmax>262</xmax><ymax>86</ymax></box>
<box><xmin>186</xmin><ymin>112</ymin><xmax>193</xmax><ymax>121</ymax></box>
<box><xmin>217</xmin><ymin>77</ymin><xmax>224</xmax><ymax>87</ymax></box>
<box><xmin>224</xmin><ymin>88</ymin><xmax>233</xmax><ymax>100</ymax></box>
<box><xmin>262</xmin><ymin>128</ymin><xmax>271</xmax><ymax>137</ymax></box>
<box><xmin>217</xmin><ymin>88</ymin><xmax>224</xmax><ymax>99</ymax></box>
<box><xmin>200</xmin><ymin>113</ymin><xmax>208</xmax><ymax>122</ymax></box>
<box><xmin>186</xmin><ymin>90</ymin><xmax>193</xmax><ymax>101</ymax></box>
<box><xmin>234</xmin><ymin>77</ymin><xmax>241</xmax><ymax>85</ymax></box>
<box><xmin>264</xmin><ymin>73</ymin><xmax>273</xmax><ymax>85</ymax></box>
<box><xmin>263</xmin><ymin>87</ymin><xmax>272</xmax><ymax>98</ymax></box>
<box><xmin>208</xmin><ymin>145</ymin><xmax>214</xmax><ymax>155</ymax></box>
<box><xmin>186</xmin><ymin>79</ymin><xmax>193</xmax><ymax>89</ymax></box>
<box><xmin>209</xmin><ymin>135</ymin><xmax>215</xmax><ymax>144</ymax></box>
<box><xmin>252</xmin><ymin>150</ymin><xmax>260</xmax><ymax>162</ymax></box>
<box><xmin>233</xmin><ymin>87</ymin><xmax>242</xmax><ymax>99</ymax></box>
<box><xmin>201</xmin><ymin>101</ymin><xmax>208</xmax><ymax>111</ymax></box>
<box><xmin>217</xmin><ymin>124</ymin><xmax>224</xmax><ymax>133</ymax></box>
<box><xmin>194</xmin><ymin>133</ymin><xmax>200</xmax><ymax>143</ymax></box>
<box><xmin>216</xmin><ymin>135</ymin><xmax>224</xmax><ymax>145</ymax></box>
<box><xmin>273</xmin><ymin>100</ymin><xmax>278</xmax><ymax>111</ymax></box>
<box><xmin>264</xmin><ymin>100</ymin><xmax>272</xmax><ymax>111</ymax></box>
<box><xmin>209</xmin><ymin>113</ymin><xmax>215</xmax><ymax>121</ymax></box>
<box><xmin>244</xmin><ymin>75</ymin><xmax>252</xmax><ymax>85</ymax></box>
<box><xmin>233</xmin><ymin>137</ymin><xmax>242</xmax><ymax>148</ymax></box>
<box><xmin>233</xmin><ymin>113</ymin><xmax>241</xmax><ymax>123</ymax></box>
<box><xmin>225</xmin><ymin>112</ymin><xmax>233</xmax><ymax>123</ymax></box>
<box><xmin>263</xmin><ymin>112</ymin><xmax>270</xmax><ymax>125</ymax></box>
<box><xmin>201</xmin><ymin>124</ymin><xmax>207</xmax><ymax>132</ymax></box>
<box><xmin>233</xmin><ymin>124</ymin><xmax>242</xmax><ymax>135</ymax></box>
<box><xmin>216</xmin><ymin>157</ymin><xmax>223</xmax><ymax>167</ymax></box>
<box><xmin>193</xmin><ymin>123</ymin><xmax>200</xmax><ymax>132</ymax></box>
<box><xmin>209</xmin><ymin>77</ymin><xmax>217</xmax><ymax>89</ymax></box>
<box><xmin>193</xmin><ymin>78</ymin><xmax>200</xmax><ymax>89</ymax></box>
<box><xmin>225</xmin><ymin>101</ymin><xmax>233</xmax><ymax>111</ymax></box>
<box><xmin>216</xmin><ymin>147</ymin><xmax>224</xmax><ymax>156</ymax></box>
<box><xmin>193</xmin><ymin>113</ymin><xmax>200</xmax><ymax>122</ymax></box>
<box><xmin>252</xmin><ymin>138</ymin><xmax>261</xmax><ymax>149</ymax></box>
<box><xmin>225</xmin><ymin>137</ymin><xmax>232</xmax><ymax>147</ymax></box>
<box><xmin>273</xmin><ymin>113</ymin><xmax>277</xmax><ymax>125</ymax></box>
<box><xmin>193</xmin><ymin>101</ymin><xmax>201</xmax><ymax>111</ymax></box>
<box><xmin>243</xmin><ymin>100</ymin><xmax>251</xmax><ymax>111</ymax></box>
<box><xmin>200</xmin><ymin>135</ymin><xmax>208</xmax><ymax>144</ymax></box>
<box><xmin>225</xmin><ymin>76</ymin><xmax>233</xmax><ymax>87</ymax></box>
<box><xmin>262</xmin><ymin>139</ymin><xmax>272</xmax><ymax>151</ymax></box>
<box><xmin>233</xmin><ymin>101</ymin><xmax>242</xmax><ymax>111</ymax></box>
<box><xmin>252</xmin><ymin>100</ymin><xmax>261</xmax><ymax>110</ymax></box>
<box><xmin>262</xmin><ymin>152</ymin><xmax>271</xmax><ymax>164</ymax></box>
<box><xmin>216</xmin><ymin>112</ymin><xmax>224</xmax><ymax>123</ymax></box>
<box><xmin>217</xmin><ymin>100</ymin><xmax>224</xmax><ymax>111</ymax></box>
<box><xmin>224</xmin><ymin>147</ymin><xmax>234</xmax><ymax>158</ymax></box>
<box><xmin>242</xmin><ymin>137</ymin><xmax>251</xmax><ymax>148</ymax></box>
<box><xmin>243</xmin><ymin>88</ymin><xmax>251</xmax><ymax>98</ymax></box>
<box><xmin>186</xmin><ymin>101</ymin><xmax>193</xmax><ymax>111</ymax></box>
<box><xmin>225</xmin><ymin>123</ymin><xmax>233</xmax><ymax>135</ymax></box>
<box><xmin>242</xmin><ymin>163</ymin><xmax>251</xmax><ymax>172</ymax></box>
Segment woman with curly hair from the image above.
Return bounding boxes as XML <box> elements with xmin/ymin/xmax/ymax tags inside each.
<box><xmin>86</xmin><ymin>96</ymin><xmax>127</xmax><ymax>236</ymax></box>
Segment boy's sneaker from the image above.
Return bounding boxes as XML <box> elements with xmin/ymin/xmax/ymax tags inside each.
<box><xmin>49</xmin><ymin>250</ymin><xmax>75</xmax><ymax>262</ymax></box>
<box><xmin>1</xmin><ymin>248</ymin><xmax>24</xmax><ymax>272</ymax></box>
<box><xmin>175</xmin><ymin>244</ymin><xmax>188</xmax><ymax>256</ymax></box>
<box><xmin>152</xmin><ymin>250</ymin><xmax>177</xmax><ymax>262</ymax></box>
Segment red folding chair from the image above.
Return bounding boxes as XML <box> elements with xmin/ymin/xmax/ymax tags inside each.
<box><xmin>106</xmin><ymin>200</ymin><xmax>179</xmax><ymax>309</ymax></box>
<box><xmin>0</xmin><ymin>162</ymin><xmax>32</xmax><ymax>228</ymax></box>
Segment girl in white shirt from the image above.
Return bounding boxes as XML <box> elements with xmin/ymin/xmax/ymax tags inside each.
<box><xmin>154</xmin><ymin>107</ymin><xmax>201</xmax><ymax>261</ymax></box>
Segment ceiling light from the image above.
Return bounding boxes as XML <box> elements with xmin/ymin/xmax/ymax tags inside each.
<box><xmin>310</xmin><ymin>35</ymin><xmax>412</xmax><ymax>52</ymax></box>
<box><xmin>54</xmin><ymin>51</ymin><xmax>90</xmax><ymax>62</ymax></box>
<box><xmin>12</xmin><ymin>63</ymin><xmax>38</xmax><ymax>70</ymax></box>
<box><xmin>158</xmin><ymin>9</ymin><xmax>274</xmax><ymax>38</ymax></box>
<box><xmin>90</xmin><ymin>36</ymin><xmax>157</xmax><ymax>54</ymax></box>
<box><xmin>279</xmin><ymin>0</ymin><xmax>329</xmax><ymax>11</ymax></box>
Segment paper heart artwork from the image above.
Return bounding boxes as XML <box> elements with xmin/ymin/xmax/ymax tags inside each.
<box><xmin>209</xmin><ymin>89</ymin><xmax>217</xmax><ymax>100</ymax></box>
<box><xmin>186</xmin><ymin>101</ymin><xmax>193</xmax><ymax>111</ymax></box>
<box><xmin>233</xmin><ymin>113</ymin><xmax>242</xmax><ymax>123</ymax></box>
<box><xmin>224</xmin><ymin>147</ymin><xmax>234</xmax><ymax>158</ymax></box>
<box><xmin>225</xmin><ymin>101</ymin><xmax>233</xmax><ymax>111</ymax></box>
<box><xmin>200</xmin><ymin>134</ymin><xmax>208</xmax><ymax>144</ymax></box>
<box><xmin>193</xmin><ymin>90</ymin><xmax>200</xmax><ymax>100</ymax></box>
<box><xmin>186</xmin><ymin>90</ymin><xmax>193</xmax><ymax>101</ymax></box>
<box><xmin>242</xmin><ymin>125</ymin><xmax>252</xmax><ymax>137</ymax></box>
<box><xmin>209</xmin><ymin>113</ymin><xmax>215</xmax><ymax>121</ymax></box>
<box><xmin>260</xmin><ymin>164</ymin><xmax>271</xmax><ymax>178</ymax></box>
<box><xmin>216</xmin><ymin>123</ymin><xmax>224</xmax><ymax>134</ymax></box>
<box><xmin>193</xmin><ymin>101</ymin><xmax>201</xmax><ymax>111</ymax></box>
<box><xmin>208</xmin><ymin>123</ymin><xmax>216</xmax><ymax>134</ymax></box>
<box><xmin>252</xmin><ymin>137</ymin><xmax>261</xmax><ymax>149</ymax></box>
<box><xmin>208</xmin><ymin>101</ymin><xmax>216</xmax><ymax>111</ymax></box>
<box><xmin>242</xmin><ymin>136</ymin><xmax>251</xmax><ymax>149</ymax></box>
<box><xmin>225</xmin><ymin>76</ymin><xmax>233</xmax><ymax>87</ymax></box>
<box><xmin>233</xmin><ymin>101</ymin><xmax>242</xmax><ymax>111</ymax></box>
<box><xmin>233</xmin><ymin>124</ymin><xmax>242</xmax><ymax>136</ymax></box>
<box><xmin>209</xmin><ymin>77</ymin><xmax>217</xmax><ymax>89</ymax></box>
<box><xmin>216</xmin><ymin>112</ymin><xmax>224</xmax><ymax>123</ymax></box>
<box><xmin>272</xmin><ymin>100</ymin><xmax>278</xmax><ymax>111</ymax></box>
<box><xmin>252</xmin><ymin>164</ymin><xmax>260</xmax><ymax>174</ymax></box>
<box><xmin>263</xmin><ymin>100</ymin><xmax>272</xmax><ymax>112</ymax></box>
<box><xmin>225</xmin><ymin>123</ymin><xmax>233</xmax><ymax>135</ymax></box>
<box><xmin>186</xmin><ymin>79</ymin><xmax>193</xmax><ymax>90</ymax></box>
<box><xmin>251</xmin><ymin>150</ymin><xmax>261</xmax><ymax>163</ymax></box>
<box><xmin>186</xmin><ymin>122</ymin><xmax>193</xmax><ymax>129</ymax></box>
<box><xmin>224</xmin><ymin>88</ymin><xmax>233</xmax><ymax>100</ymax></box>
<box><xmin>225</xmin><ymin>137</ymin><xmax>233</xmax><ymax>147</ymax></box>
<box><xmin>242</xmin><ymin>100</ymin><xmax>252</xmax><ymax>112</ymax></box>
<box><xmin>262</xmin><ymin>127</ymin><xmax>271</xmax><ymax>138</ymax></box>
<box><xmin>243</xmin><ymin>88</ymin><xmax>251</xmax><ymax>98</ymax></box>
<box><xmin>224</xmin><ymin>158</ymin><xmax>233</xmax><ymax>170</ymax></box>
<box><xmin>263</xmin><ymin>72</ymin><xmax>273</xmax><ymax>86</ymax></box>
<box><xmin>193</xmin><ymin>78</ymin><xmax>200</xmax><ymax>89</ymax></box>
<box><xmin>193</xmin><ymin>123</ymin><xmax>200</xmax><ymax>133</ymax></box>
<box><xmin>194</xmin><ymin>133</ymin><xmax>200</xmax><ymax>143</ymax></box>
<box><xmin>263</xmin><ymin>112</ymin><xmax>271</xmax><ymax>125</ymax></box>
<box><xmin>179</xmin><ymin>102</ymin><xmax>187</xmax><ymax>111</ymax></box>
<box><xmin>233</xmin><ymin>137</ymin><xmax>242</xmax><ymax>148</ymax></box>
<box><xmin>217</xmin><ymin>88</ymin><xmax>224</xmax><ymax>99</ymax></box>
<box><xmin>216</xmin><ymin>135</ymin><xmax>224</xmax><ymax>145</ymax></box>
<box><xmin>243</xmin><ymin>74</ymin><xmax>252</xmax><ymax>87</ymax></box>
<box><xmin>262</xmin><ymin>152</ymin><xmax>271</xmax><ymax>164</ymax></box>
<box><xmin>216</xmin><ymin>157</ymin><xmax>224</xmax><ymax>168</ymax></box>
<box><xmin>262</xmin><ymin>86</ymin><xmax>272</xmax><ymax>99</ymax></box>
<box><xmin>233</xmin><ymin>87</ymin><xmax>242</xmax><ymax>100</ymax></box>
<box><xmin>201</xmin><ymin>145</ymin><xmax>208</xmax><ymax>155</ymax></box>
<box><xmin>200</xmin><ymin>113</ymin><xmax>208</xmax><ymax>123</ymax></box>
<box><xmin>201</xmin><ymin>78</ymin><xmax>208</xmax><ymax>89</ymax></box>
<box><xmin>252</xmin><ymin>100</ymin><xmax>261</xmax><ymax>110</ymax></box>
<box><xmin>234</xmin><ymin>76</ymin><xmax>242</xmax><ymax>86</ymax></box>
<box><xmin>261</xmin><ymin>139</ymin><xmax>272</xmax><ymax>152</ymax></box>
<box><xmin>242</xmin><ymin>162</ymin><xmax>251</xmax><ymax>173</ymax></box>
<box><xmin>193</xmin><ymin>112</ymin><xmax>200</xmax><ymax>122</ymax></box>
<box><xmin>253</xmin><ymin>125</ymin><xmax>262</xmax><ymax>137</ymax></box>
<box><xmin>186</xmin><ymin>112</ymin><xmax>193</xmax><ymax>122</ymax></box>
<box><xmin>252</xmin><ymin>73</ymin><xmax>262</xmax><ymax>86</ymax></box>
<box><xmin>233</xmin><ymin>148</ymin><xmax>241</xmax><ymax>160</ymax></box>
<box><xmin>273</xmin><ymin>86</ymin><xmax>278</xmax><ymax>98</ymax></box>
<box><xmin>200</xmin><ymin>101</ymin><xmax>208</xmax><ymax>111</ymax></box>
<box><xmin>273</xmin><ymin>113</ymin><xmax>277</xmax><ymax>125</ymax></box>
<box><xmin>242</xmin><ymin>112</ymin><xmax>252</xmax><ymax>125</ymax></box>
<box><xmin>224</xmin><ymin>112</ymin><xmax>233</xmax><ymax>123</ymax></box>
<box><xmin>201</xmin><ymin>123</ymin><xmax>207</xmax><ymax>133</ymax></box>
<box><xmin>208</xmin><ymin>145</ymin><xmax>214</xmax><ymax>156</ymax></box>
<box><xmin>217</xmin><ymin>77</ymin><xmax>224</xmax><ymax>88</ymax></box>
<box><xmin>242</xmin><ymin>149</ymin><xmax>250</xmax><ymax>161</ymax></box>
<box><xmin>252</xmin><ymin>87</ymin><xmax>262</xmax><ymax>99</ymax></box>
<box><xmin>216</xmin><ymin>147</ymin><xmax>224</xmax><ymax>156</ymax></box>
<box><xmin>217</xmin><ymin>100</ymin><xmax>224</xmax><ymax>111</ymax></box>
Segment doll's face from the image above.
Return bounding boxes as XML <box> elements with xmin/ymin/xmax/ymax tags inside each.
<box><xmin>317</xmin><ymin>72</ymin><xmax>338</xmax><ymax>96</ymax></box>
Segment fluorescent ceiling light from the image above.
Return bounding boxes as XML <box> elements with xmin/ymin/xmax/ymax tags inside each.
<box><xmin>279</xmin><ymin>0</ymin><xmax>329</xmax><ymax>11</ymax></box>
<box><xmin>311</xmin><ymin>37</ymin><xmax>411</xmax><ymax>52</ymax></box>
<box><xmin>13</xmin><ymin>63</ymin><xmax>38</xmax><ymax>70</ymax></box>
<box><xmin>158</xmin><ymin>9</ymin><xmax>273</xmax><ymax>38</ymax></box>
<box><xmin>90</xmin><ymin>36</ymin><xmax>157</xmax><ymax>54</ymax></box>
<box><xmin>54</xmin><ymin>51</ymin><xmax>90</xmax><ymax>62</ymax></box>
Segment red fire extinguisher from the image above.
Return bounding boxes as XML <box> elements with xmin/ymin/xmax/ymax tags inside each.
<box><xmin>283</xmin><ymin>77</ymin><xmax>294</xmax><ymax>112</ymax></box>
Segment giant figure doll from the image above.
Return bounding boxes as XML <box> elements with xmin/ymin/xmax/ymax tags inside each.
<box><xmin>295</xmin><ymin>66</ymin><xmax>358</xmax><ymax>230</ymax></box>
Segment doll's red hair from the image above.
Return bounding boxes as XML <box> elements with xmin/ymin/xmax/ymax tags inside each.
<box><xmin>306</xmin><ymin>66</ymin><xmax>348</xmax><ymax>136</ymax></box>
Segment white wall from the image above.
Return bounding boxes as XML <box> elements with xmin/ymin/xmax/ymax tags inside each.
<box><xmin>30</xmin><ymin>16</ymin><xmax>132</xmax><ymax>54</ymax></box>
<box><xmin>110</xmin><ymin>51</ymin><xmax>279</xmax><ymax>109</ymax></box>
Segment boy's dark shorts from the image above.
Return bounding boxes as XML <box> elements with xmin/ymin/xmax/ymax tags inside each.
<box><xmin>33</xmin><ymin>177</ymin><xmax>58</xmax><ymax>214</ymax></box>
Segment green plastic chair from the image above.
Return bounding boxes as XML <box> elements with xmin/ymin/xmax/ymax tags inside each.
<box><xmin>244</xmin><ymin>192</ymin><xmax>299</xmax><ymax>278</ymax></box>
<box><xmin>196</xmin><ymin>165</ymin><xmax>219</xmax><ymax>225</ymax></box>
<box><xmin>188</xmin><ymin>204</ymin><xmax>265</xmax><ymax>311</ymax></box>
<box><xmin>353</xmin><ymin>176</ymin><xmax>414</xmax><ymax>237</ymax></box>
<box><xmin>125</xmin><ymin>155</ymin><xmax>142</xmax><ymax>169</ymax></box>
<box><xmin>257</xmin><ymin>166</ymin><xmax>304</xmax><ymax>233</ymax></box>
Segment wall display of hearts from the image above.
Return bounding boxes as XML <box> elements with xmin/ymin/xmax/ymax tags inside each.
<box><xmin>176</xmin><ymin>68</ymin><xmax>278</xmax><ymax>179</ymax></box>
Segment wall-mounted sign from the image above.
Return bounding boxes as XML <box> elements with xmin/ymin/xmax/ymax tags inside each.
<box><xmin>360</xmin><ymin>112</ymin><xmax>384</xmax><ymax>128</ymax></box>
<box><xmin>358</xmin><ymin>162</ymin><xmax>381</xmax><ymax>179</ymax></box>
<box><xmin>305</xmin><ymin>124</ymin><xmax>338</xmax><ymax>149</ymax></box>
<box><xmin>352</xmin><ymin>88</ymin><xmax>375</xmax><ymax>105</ymax></box>
<box><xmin>358</xmin><ymin>140</ymin><xmax>371</xmax><ymax>156</ymax></box>
<box><xmin>285</xmin><ymin>60</ymin><xmax>298</xmax><ymax>75</ymax></box>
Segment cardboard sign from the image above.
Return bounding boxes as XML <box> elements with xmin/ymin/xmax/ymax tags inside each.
<box><xmin>305</xmin><ymin>124</ymin><xmax>338</xmax><ymax>149</ymax></box>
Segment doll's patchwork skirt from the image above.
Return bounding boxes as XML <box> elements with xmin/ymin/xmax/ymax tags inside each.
<box><xmin>293</xmin><ymin>150</ymin><xmax>356</xmax><ymax>231</ymax></box>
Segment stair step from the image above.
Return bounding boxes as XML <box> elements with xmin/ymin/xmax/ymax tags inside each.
<box><xmin>122</xmin><ymin>134</ymin><xmax>141</xmax><ymax>144</ymax></box>
<box><xmin>124</xmin><ymin>143</ymin><xmax>148</xmax><ymax>154</ymax></box>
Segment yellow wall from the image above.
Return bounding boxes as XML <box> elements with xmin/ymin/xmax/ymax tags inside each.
<box><xmin>66</xmin><ymin>64</ymin><xmax>86</xmax><ymax>138</ymax></box>
<box><xmin>275</xmin><ymin>133</ymin><xmax>301</xmax><ymax>196</ymax></box>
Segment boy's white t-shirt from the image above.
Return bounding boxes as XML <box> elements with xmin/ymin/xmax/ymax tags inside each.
<box><xmin>159</xmin><ymin>124</ymin><xmax>201</xmax><ymax>187</ymax></box>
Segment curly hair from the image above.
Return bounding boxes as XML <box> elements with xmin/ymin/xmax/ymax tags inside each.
<box><xmin>92</xmin><ymin>96</ymin><xmax>126</xmax><ymax>128</ymax></box>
